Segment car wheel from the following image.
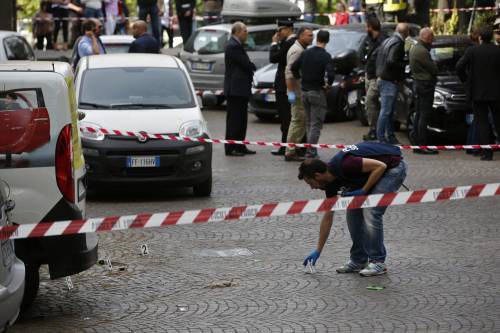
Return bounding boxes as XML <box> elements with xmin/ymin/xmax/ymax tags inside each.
<box><xmin>356</xmin><ymin>100</ymin><xmax>369</xmax><ymax>126</ymax></box>
<box><xmin>254</xmin><ymin>113</ymin><xmax>276</xmax><ymax>121</ymax></box>
<box><xmin>21</xmin><ymin>263</ymin><xmax>40</xmax><ymax>312</ymax></box>
<box><xmin>193</xmin><ymin>175</ymin><xmax>212</xmax><ymax>197</ymax></box>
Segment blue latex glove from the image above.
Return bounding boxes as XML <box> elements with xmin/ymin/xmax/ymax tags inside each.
<box><xmin>303</xmin><ymin>249</ymin><xmax>321</xmax><ymax>266</ymax></box>
<box><xmin>287</xmin><ymin>91</ymin><xmax>296</xmax><ymax>104</ymax></box>
<box><xmin>341</xmin><ymin>189</ymin><xmax>367</xmax><ymax>197</ymax></box>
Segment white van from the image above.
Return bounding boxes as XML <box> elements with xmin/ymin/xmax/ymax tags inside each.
<box><xmin>0</xmin><ymin>61</ymin><xmax>97</xmax><ymax>309</ymax></box>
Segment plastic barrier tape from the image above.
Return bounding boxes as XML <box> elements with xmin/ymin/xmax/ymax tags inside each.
<box><xmin>1</xmin><ymin>183</ymin><xmax>498</xmax><ymax>241</ymax></box>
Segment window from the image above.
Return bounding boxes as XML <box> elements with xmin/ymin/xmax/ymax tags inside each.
<box><xmin>246</xmin><ymin>30</ymin><xmax>276</xmax><ymax>52</ymax></box>
<box><xmin>79</xmin><ymin>67</ymin><xmax>196</xmax><ymax>109</ymax></box>
<box><xmin>3</xmin><ymin>36</ymin><xmax>35</xmax><ymax>60</ymax></box>
<box><xmin>184</xmin><ymin>30</ymin><xmax>229</xmax><ymax>54</ymax></box>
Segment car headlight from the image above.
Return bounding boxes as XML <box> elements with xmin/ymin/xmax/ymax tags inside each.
<box><xmin>80</xmin><ymin>122</ymin><xmax>105</xmax><ymax>141</ymax></box>
<box><xmin>433</xmin><ymin>91</ymin><xmax>448</xmax><ymax>107</ymax></box>
<box><xmin>179</xmin><ymin>120</ymin><xmax>206</xmax><ymax>138</ymax></box>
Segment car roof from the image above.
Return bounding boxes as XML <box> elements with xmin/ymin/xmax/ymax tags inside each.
<box><xmin>432</xmin><ymin>35</ymin><xmax>473</xmax><ymax>47</ymax></box>
<box><xmin>99</xmin><ymin>35</ymin><xmax>135</xmax><ymax>44</ymax></box>
<box><xmin>198</xmin><ymin>21</ymin><xmax>322</xmax><ymax>32</ymax></box>
<box><xmin>0</xmin><ymin>30</ymin><xmax>21</xmax><ymax>38</ymax></box>
<box><xmin>85</xmin><ymin>54</ymin><xmax>180</xmax><ymax>69</ymax></box>
<box><xmin>0</xmin><ymin>61</ymin><xmax>55</xmax><ymax>72</ymax></box>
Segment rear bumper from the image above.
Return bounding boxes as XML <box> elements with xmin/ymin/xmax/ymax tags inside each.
<box><xmin>249</xmin><ymin>93</ymin><xmax>277</xmax><ymax>115</ymax></box>
<box><xmin>189</xmin><ymin>72</ymin><xmax>224</xmax><ymax>92</ymax></box>
<box><xmin>15</xmin><ymin>198</ymin><xmax>98</xmax><ymax>279</ymax></box>
<box><xmin>83</xmin><ymin>138</ymin><xmax>212</xmax><ymax>186</ymax></box>
<box><xmin>0</xmin><ymin>258</ymin><xmax>25</xmax><ymax>329</ymax></box>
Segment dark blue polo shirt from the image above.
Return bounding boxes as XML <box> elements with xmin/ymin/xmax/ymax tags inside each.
<box><xmin>128</xmin><ymin>33</ymin><xmax>159</xmax><ymax>54</ymax></box>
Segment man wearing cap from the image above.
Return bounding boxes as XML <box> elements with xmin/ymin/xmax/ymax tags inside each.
<box><xmin>269</xmin><ymin>20</ymin><xmax>297</xmax><ymax>156</ymax></box>
<box><xmin>298</xmin><ymin>141</ymin><xmax>407</xmax><ymax>276</ymax></box>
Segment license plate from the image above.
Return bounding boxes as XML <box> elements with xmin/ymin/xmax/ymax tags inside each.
<box><xmin>265</xmin><ymin>94</ymin><xmax>276</xmax><ymax>102</ymax></box>
<box><xmin>1</xmin><ymin>240</ymin><xmax>15</xmax><ymax>268</ymax></box>
<box><xmin>126</xmin><ymin>156</ymin><xmax>160</xmax><ymax>168</ymax></box>
<box><xmin>191</xmin><ymin>62</ymin><xmax>212</xmax><ymax>71</ymax></box>
<box><xmin>348</xmin><ymin>90</ymin><xmax>358</xmax><ymax>105</ymax></box>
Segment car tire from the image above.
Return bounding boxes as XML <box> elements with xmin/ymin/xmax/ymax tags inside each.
<box><xmin>21</xmin><ymin>263</ymin><xmax>40</xmax><ymax>312</ymax></box>
<box><xmin>254</xmin><ymin>113</ymin><xmax>276</xmax><ymax>121</ymax></box>
<box><xmin>356</xmin><ymin>102</ymin><xmax>369</xmax><ymax>126</ymax></box>
<box><xmin>193</xmin><ymin>175</ymin><xmax>212</xmax><ymax>197</ymax></box>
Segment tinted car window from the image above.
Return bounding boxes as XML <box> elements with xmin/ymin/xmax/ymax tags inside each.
<box><xmin>246</xmin><ymin>30</ymin><xmax>276</xmax><ymax>52</ymax></box>
<box><xmin>430</xmin><ymin>44</ymin><xmax>471</xmax><ymax>73</ymax></box>
<box><xmin>323</xmin><ymin>30</ymin><xmax>366</xmax><ymax>56</ymax></box>
<box><xmin>79</xmin><ymin>67</ymin><xmax>195</xmax><ymax>109</ymax></box>
<box><xmin>3</xmin><ymin>36</ymin><xmax>35</xmax><ymax>60</ymax></box>
<box><xmin>184</xmin><ymin>29</ymin><xmax>229</xmax><ymax>54</ymax></box>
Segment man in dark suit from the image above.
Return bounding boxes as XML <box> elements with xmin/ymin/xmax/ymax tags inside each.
<box><xmin>129</xmin><ymin>20</ymin><xmax>159</xmax><ymax>53</ymax></box>
<box><xmin>224</xmin><ymin>22</ymin><xmax>257</xmax><ymax>156</ymax></box>
<box><xmin>269</xmin><ymin>20</ymin><xmax>296</xmax><ymax>156</ymax></box>
<box><xmin>176</xmin><ymin>0</ymin><xmax>196</xmax><ymax>44</ymax></box>
<box><xmin>456</xmin><ymin>25</ymin><xmax>500</xmax><ymax>161</ymax></box>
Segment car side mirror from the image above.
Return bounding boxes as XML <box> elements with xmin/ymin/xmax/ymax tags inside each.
<box><xmin>5</xmin><ymin>199</ymin><xmax>15</xmax><ymax>212</ymax></box>
<box><xmin>78</xmin><ymin>111</ymin><xmax>86</xmax><ymax>120</ymax></box>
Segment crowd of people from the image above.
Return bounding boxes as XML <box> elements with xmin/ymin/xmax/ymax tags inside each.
<box><xmin>31</xmin><ymin>0</ymin><xmax>224</xmax><ymax>51</ymax></box>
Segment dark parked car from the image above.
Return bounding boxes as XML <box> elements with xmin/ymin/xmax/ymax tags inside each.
<box><xmin>249</xmin><ymin>23</ymin><xmax>420</xmax><ymax>122</ymax></box>
<box><xmin>392</xmin><ymin>35</ymin><xmax>474</xmax><ymax>144</ymax></box>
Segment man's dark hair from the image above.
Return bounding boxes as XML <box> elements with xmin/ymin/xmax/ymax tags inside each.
<box><xmin>316</xmin><ymin>30</ymin><xmax>330</xmax><ymax>44</ymax></box>
<box><xmin>82</xmin><ymin>19</ymin><xmax>96</xmax><ymax>33</ymax></box>
<box><xmin>297</xmin><ymin>26</ymin><xmax>312</xmax><ymax>38</ymax></box>
<box><xmin>478</xmin><ymin>25</ymin><xmax>493</xmax><ymax>43</ymax></box>
<box><xmin>366</xmin><ymin>15</ymin><xmax>381</xmax><ymax>32</ymax></box>
<box><xmin>298</xmin><ymin>159</ymin><xmax>328</xmax><ymax>180</ymax></box>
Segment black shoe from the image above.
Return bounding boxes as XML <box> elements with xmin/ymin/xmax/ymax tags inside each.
<box><xmin>241</xmin><ymin>148</ymin><xmax>256</xmax><ymax>155</ymax></box>
<box><xmin>480</xmin><ymin>151</ymin><xmax>493</xmax><ymax>161</ymax></box>
<box><xmin>225</xmin><ymin>150</ymin><xmax>245</xmax><ymax>157</ymax></box>
<box><xmin>271</xmin><ymin>147</ymin><xmax>286</xmax><ymax>156</ymax></box>
<box><xmin>413</xmin><ymin>148</ymin><xmax>439</xmax><ymax>155</ymax></box>
<box><xmin>284</xmin><ymin>153</ymin><xmax>305</xmax><ymax>162</ymax></box>
<box><xmin>363</xmin><ymin>131</ymin><xmax>377</xmax><ymax>141</ymax></box>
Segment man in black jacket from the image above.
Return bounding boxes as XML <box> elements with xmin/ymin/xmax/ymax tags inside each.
<box><xmin>269</xmin><ymin>20</ymin><xmax>296</xmax><ymax>156</ymax></box>
<box><xmin>375</xmin><ymin>23</ymin><xmax>409</xmax><ymax>144</ymax></box>
<box><xmin>363</xmin><ymin>16</ymin><xmax>386</xmax><ymax>141</ymax></box>
<box><xmin>129</xmin><ymin>20</ymin><xmax>159</xmax><ymax>53</ymax></box>
<box><xmin>456</xmin><ymin>25</ymin><xmax>500</xmax><ymax>161</ymax></box>
<box><xmin>176</xmin><ymin>0</ymin><xmax>196</xmax><ymax>44</ymax></box>
<box><xmin>224</xmin><ymin>22</ymin><xmax>257</xmax><ymax>156</ymax></box>
<box><xmin>292</xmin><ymin>30</ymin><xmax>335</xmax><ymax>158</ymax></box>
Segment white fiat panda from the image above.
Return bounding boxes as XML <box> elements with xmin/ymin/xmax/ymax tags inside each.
<box><xmin>0</xmin><ymin>61</ymin><xmax>97</xmax><ymax>310</ymax></box>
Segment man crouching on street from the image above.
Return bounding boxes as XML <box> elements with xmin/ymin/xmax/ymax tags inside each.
<box><xmin>299</xmin><ymin>142</ymin><xmax>407</xmax><ymax>276</ymax></box>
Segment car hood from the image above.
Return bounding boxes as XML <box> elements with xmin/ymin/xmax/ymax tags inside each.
<box><xmin>254</xmin><ymin>63</ymin><xmax>277</xmax><ymax>85</ymax></box>
<box><xmin>78</xmin><ymin>107</ymin><xmax>204</xmax><ymax>134</ymax></box>
<box><xmin>436</xmin><ymin>75</ymin><xmax>466</xmax><ymax>94</ymax></box>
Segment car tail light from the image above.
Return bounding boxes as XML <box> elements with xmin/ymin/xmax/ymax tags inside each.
<box><xmin>55</xmin><ymin>124</ymin><xmax>75</xmax><ymax>203</ymax></box>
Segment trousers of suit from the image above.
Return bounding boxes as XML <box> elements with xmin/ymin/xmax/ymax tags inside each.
<box><xmin>276</xmin><ymin>92</ymin><xmax>291</xmax><ymax>143</ymax></box>
<box><xmin>178</xmin><ymin>16</ymin><xmax>193</xmax><ymax>45</ymax></box>
<box><xmin>473</xmin><ymin>101</ymin><xmax>500</xmax><ymax>148</ymax></box>
<box><xmin>225</xmin><ymin>96</ymin><xmax>249</xmax><ymax>153</ymax></box>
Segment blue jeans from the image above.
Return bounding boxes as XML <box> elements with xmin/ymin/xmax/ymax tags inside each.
<box><xmin>84</xmin><ymin>7</ymin><xmax>103</xmax><ymax>19</ymax></box>
<box><xmin>346</xmin><ymin>159</ymin><xmax>407</xmax><ymax>264</ymax></box>
<box><xmin>376</xmin><ymin>79</ymin><xmax>398</xmax><ymax>142</ymax></box>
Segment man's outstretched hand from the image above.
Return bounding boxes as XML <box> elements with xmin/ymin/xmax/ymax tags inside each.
<box><xmin>303</xmin><ymin>249</ymin><xmax>321</xmax><ymax>266</ymax></box>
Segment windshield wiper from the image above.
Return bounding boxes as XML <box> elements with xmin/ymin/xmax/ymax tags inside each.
<box><xmin>79</xmin><ymin>102</ymin><xmax>112</xmax><ymax>109</ymax></box>
<box><xmin>110</xmin><ymin>103</ymin><xmax>173</xmax><ymax>109</ymax></box>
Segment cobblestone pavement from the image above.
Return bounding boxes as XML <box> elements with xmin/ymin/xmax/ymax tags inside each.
<box><xmin>13</xmin><ymin>110</ymin><xmax>500</xmax><ymax>332</ymax></box>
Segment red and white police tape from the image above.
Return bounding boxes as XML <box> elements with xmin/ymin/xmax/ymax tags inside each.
<box><xmin>1</xmin><ymin>183</ymin><xmax>498</xmax><ymax>241</ymax></box>
<box><xmin>80</xmin><ymin>126</ymin><xmax>500</xmax><ymax>151</ymax></box>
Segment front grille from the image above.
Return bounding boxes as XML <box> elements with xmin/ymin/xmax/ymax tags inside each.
<box><xmin>110</xmin><ymin>167</ymin><xmax>176</xmax><ymax>178</ymax></box>
<box><xmin>106</xmin><ymin>150</ymin><xmax>179</xmax><ymax>156</ymax></box>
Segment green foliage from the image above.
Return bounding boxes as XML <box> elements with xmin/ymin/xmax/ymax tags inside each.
<box><xmin>17</xmin><ymin>0</ymin><xmax>41</xmax><ymax>19</ymax></box>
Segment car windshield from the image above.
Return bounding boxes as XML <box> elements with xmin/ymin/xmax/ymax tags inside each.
<box><xmin>322</xmin><ymin>30</ymin><xmax>365</xmax><ymax>56</ymax></box>
<box><xmin>245</xmin><ymin>30</ymin><xmax>276</xmax><ymax>52</ymax></box>
<box><xmin>104</xmin><ymin>44</ymin><xmax>132</xmax><ymax>54</ymax></box>
<box><xmin>184</xmin><ymin>29</ymin><xmax>229</xmax><ymax>54</ymax></box>
<box><xmin>79</xmin><ymin>67</ymin><xmax>195</xmax><ymax>109</ymax></box>
<box><xmin>430</xmin><ymin>44</ymin><xmax>471</xmax><ymax>74</ymax></box>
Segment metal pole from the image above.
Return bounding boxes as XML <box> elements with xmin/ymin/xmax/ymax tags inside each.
<box><xmin>468</xmin><ymin>0</ymin><xmax>477</xmax><ymax>34</ymax></box>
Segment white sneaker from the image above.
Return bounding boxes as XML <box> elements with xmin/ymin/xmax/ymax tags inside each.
<box><xmin>359</xmin><ymin>262</ymin><xmax>387</xmax><ymax>277</ymax></box>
